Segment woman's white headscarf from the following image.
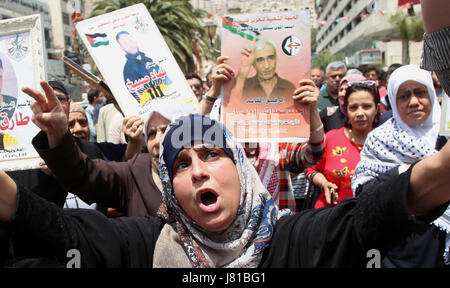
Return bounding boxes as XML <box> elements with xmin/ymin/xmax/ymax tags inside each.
<box><xmin>353</xmin><ymin>65</ymin><xmax>441</xmax><ymax>192</ymax></box>
<box><xmin>143</xmin><ymin>99</ymin><xmax>194</xmax><ymax>142</ymax></box>
<box><xmin>152</xmin><ymin>114</ymin><xmax>291</xmax><ymax>268</ymax></box>
<box><xmin>352</xmin><ymin>65</ymin><xmax>448</xmax><ymax>264</ymax></box>
<box><xmin>387</xmin><ymin>64</ymin><xmax>441</xmax><ymax>148</ymax></box>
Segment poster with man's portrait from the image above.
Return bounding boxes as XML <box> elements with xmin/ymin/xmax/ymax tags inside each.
<box><xmin>221</xmin><ymin>11</ymin><xmax>311</xmax><ymax>143</ymax></box>
<box><xmin>0</xmin><ymin>15</ymin><xmax>47</xmax><ymax>170</ymax></box>
<box><xmin>76</xmin><ymin>4</ymin><xmax>197</xmax><ymax>119</ymax></box>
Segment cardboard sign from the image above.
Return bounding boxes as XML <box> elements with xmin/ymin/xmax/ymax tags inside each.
<box><xmin>221</xmin><ymin>11</ymin><xmax>311</xmax><ymax>143</ymax></box>
<box><xmin>0</xmin><ymin>14</ymin><xmax>47</xmax><ymax>171</ymax></box>
<box><xmin>76</xmin><ymin>3</ymin><xmax>197</xmax><ymax>120</ymax></box>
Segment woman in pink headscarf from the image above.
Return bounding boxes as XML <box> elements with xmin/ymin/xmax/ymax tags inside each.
<box><xmin>320</xmin><ymin>74</ymin><xmax>367</xmax><ymax>133</ymax></box>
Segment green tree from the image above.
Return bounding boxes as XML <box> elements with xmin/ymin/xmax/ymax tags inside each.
<box><xmin>89</xmin><ymin>0</ymin><xmax>211</xmax><ymax>74</ymax></box>
<box><xmin>390</xmin><ymin>11</ymin><xmax>424</xmax><ymax>65</ymax></box>
<box><xmin>311</xmin><ymin>51</ymin><xmax>345</xmax><ymax>71</ymax></box>
<box><xmin>311</xmin><ymin>27</ymin><xmax>318</xmax><ymax>54</ymax></box>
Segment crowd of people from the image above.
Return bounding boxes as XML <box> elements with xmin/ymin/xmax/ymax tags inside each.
<box><xmin>0</xmin><ymin>1</ymin><xmax>449</xmax><ymax>268</ymax></box>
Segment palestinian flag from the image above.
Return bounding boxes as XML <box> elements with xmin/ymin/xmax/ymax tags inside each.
<box><xmin>85</xmin><ymin>33</ymin><xmax>109</xmax><ymax>47</ymax></box>
<box><xmin>222</xmin><ymin>16</ymin><xmax>260</xmax><ymax>41</ymax></box>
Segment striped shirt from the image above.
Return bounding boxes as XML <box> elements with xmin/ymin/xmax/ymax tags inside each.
<box><xmin>277</xmin><ymin>138</ymin><xmax>325</xmax><ymax>212</ymax></box>
<box><xmin>421</xmin><ymin>25</ymin><xmax>450</xmax><ymax>71</ymax></box>
<box><xmin>421</xmin><ymin>26</ymin><xmax>450</xmax><ymax>95</ymax></box>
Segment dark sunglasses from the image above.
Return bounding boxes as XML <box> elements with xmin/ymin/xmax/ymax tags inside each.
<box><xmin>190</xmin><ymin>83</ymin><xmax>202</xmax><ymax>90</ymax></box>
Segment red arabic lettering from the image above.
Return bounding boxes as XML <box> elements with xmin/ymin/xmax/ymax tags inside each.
<box><xmin>126</xmin><ymin>75</ymin><xmax>151</xmax><ymax>93</ymax></box>
<box><xmin>16</xmin><ymin>113</ymin><xmax>30</xmax><ymax>126</ymax></box>
<box><xmin>150</xmin><ymin>70</ymin><xmax>167</xmax><ymax>80</ymax></box>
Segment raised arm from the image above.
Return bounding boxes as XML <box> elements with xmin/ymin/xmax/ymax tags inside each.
<box><xmin>293</xmin><ymin>79</ymin><xmax>324</xmax><ymax>145</ymax></box>
<box><xmin>23</xmin><ymin>81</ymin><xmax>133</xmax><ymax>211</ymax></box>
<box><xmin>421</xmin><ymin>0</ymin><xmax>450</xmax><ymax>33</ymax></box>
<box><xmin>262</xmin><ymin>145</ymin><xmax>450</xmax><ymax>267</ymax></box>
<box><xmin>408</xmin><ymin>141</ymin><xmax>450</xmax><ymax>215</ymax></box>
<box><xmin>0</xmin><ymin>176</ymin><xmax>162</xmax><ymax>267</ymax></box>
<box><xmin>122</xmin><ymin>115</ymin><xmax>144</xmax><ymax>160</ymax></box>
<box><xmin>22</xmin><ymin>81</ymin><xmax>68</xmax><ymax>148</ymax></box>
<box><xmin>289</xmin><ymin>79</ymin><xmax>325</xmax><ymax>170</ymax></box>
<box><xmin>196</xmin><ymin>56</ymin><xmax>235</xmax><ymax>115</ymax></box>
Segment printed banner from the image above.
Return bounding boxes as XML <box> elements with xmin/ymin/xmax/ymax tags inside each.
<box><xmin>221</xmin><ymin>11</ymin><xmax>311</xmax><ymax>143</ymax></box>
<box><xmin>0</xmin><ymin>31</ymin><xmax>42</xmax><ymax>170</ymax></box>
<box><xmin>76</xmin><ymin>3</ymin><xmax>197</xmax><ymax>119</ymax></box>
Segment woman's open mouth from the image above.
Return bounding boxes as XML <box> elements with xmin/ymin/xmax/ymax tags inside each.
<box><xmin>197</xmin><ymin>189</ymin><xmax>220</xmax><ymax>213</ymax></box>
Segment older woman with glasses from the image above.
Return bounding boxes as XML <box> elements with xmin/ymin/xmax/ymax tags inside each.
<box><xmin>307</xmin><ymin>80</ymin><xmax>380</xmax><ymax>208</ymax></box>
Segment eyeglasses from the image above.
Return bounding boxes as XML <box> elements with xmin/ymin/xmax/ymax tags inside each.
<box><xmin>56</xmin><ymin>94</ymin><xmax>70</xmax><ymax>104</ymax></box>
<box><xmin>190</xmin><ymin>83</ymin><xmax>202</xmax><ymax>90</ymax></box>
<box><xmin>347</xmin><ymin>80</ymin><xmax>376</xmax><ymax>88</ymax></box>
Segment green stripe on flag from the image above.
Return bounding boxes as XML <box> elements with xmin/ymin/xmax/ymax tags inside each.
<box><xmin>91</xmin><ymin>40</ymin><xmax>109</xmax><ymax>47</ymax></box>
<box><xmin>222</xmin><ymin>24</ymin><xmax>259</xmax><ymax>41</ymax></box>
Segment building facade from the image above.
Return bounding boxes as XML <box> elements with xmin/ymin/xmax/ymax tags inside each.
<box><xmin>315</xmin><ymin>0</ymin><xmax>423</xmax><ymax>68</ymax></box>
<box><xmin>0</xmin><ymin>0</ymin><xmax>52</xmax><ymax>47</ymax></box>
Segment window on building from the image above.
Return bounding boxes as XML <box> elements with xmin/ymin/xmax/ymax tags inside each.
<box><xmin>44</xmin><ymin>28</ymin><xmax>52</xmax><ymax>49</ymax></box>
<box><xmin>65</xmin><ymin>36</ymin><xmax>72</xmax><ymax>48</ymax></box>
<box><xmin>62</xmin><ymin>12</ymin><xmax>70</xmax><ymax>25</ymax></box>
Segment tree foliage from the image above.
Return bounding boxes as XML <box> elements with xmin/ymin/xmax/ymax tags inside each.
<box><xmin>311</xmin><ymin>51</ymin><xmax>345</xmax><ymax>71</ymax></box>
<box><xmin>390</xmin><ymin>11</ymin><xmax>424</xmax><ymax>42</ymax></box>
<box><xmin>389</xmin><ymin>11</ymin><xmax>424</xmax><ymax>64</ymax></box>
<box><xmin>89</xmin><ymin>0</ymin><xmax>211</xmax><ymax>74</ymax></box>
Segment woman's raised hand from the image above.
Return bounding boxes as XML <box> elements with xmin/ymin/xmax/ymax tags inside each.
<box><xmin>22</xmin><ymin>81</ymin><xmax>68</xmax><ymax>148</ymax></box>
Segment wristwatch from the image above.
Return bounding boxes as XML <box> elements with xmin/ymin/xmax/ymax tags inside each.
<box><xmin>202</xmin><ymin>93</ymin><xmax>217</xmax><ymax>103</ymax></box>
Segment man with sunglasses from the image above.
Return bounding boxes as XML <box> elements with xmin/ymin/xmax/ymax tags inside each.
<box><xmin>318</xmin><ymin>61</ymin><xmax>347</xmax><ymax>111</ymax></box>
<box><xmin>185</xmin><ymin>72</ymin><xmax>204</xmax><ymax>102</ymax></box>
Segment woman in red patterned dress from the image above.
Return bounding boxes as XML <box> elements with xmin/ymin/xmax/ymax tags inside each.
<box><xmin>307</xmin><ymin>81</ymin><xmax>381</xmax><ymax>208</ymax></box>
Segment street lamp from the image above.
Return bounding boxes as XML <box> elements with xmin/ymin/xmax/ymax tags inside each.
<box><xmin>203</xmin><ymin>18</ymin><xmax>220</xmax><ymax>55</ymax></box>
<box><xmin>204</xmin><ymin>20</ymin><xmax>217</xmax><ymax>47</ymax></box>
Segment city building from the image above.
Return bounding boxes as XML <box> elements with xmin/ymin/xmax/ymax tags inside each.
<box><xmin>0</xmin><ymin>0</ymin><xmax>53</xmax><ymax>48</ymax></box>
<box><xmin>315</xmin><ymin>0</ymin><xmax>423</xmax><ymax>68</ymax></box>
